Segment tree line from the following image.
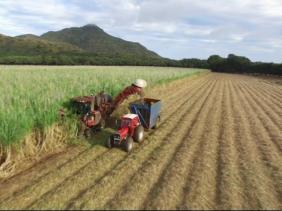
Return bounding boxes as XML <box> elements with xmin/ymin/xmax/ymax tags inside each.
<box><xmin>208</xmin><ymin>54</ymin><xmax>282</xmax><ymax>75</ymax></box>
<box><xmin>0</xmin><ymin>53</ymin><xmax>281</xmax><ymax>75</ymax></box>
<box><xmin>0</xmin><ymin>53</ymin><xmax>209</xmax><ymax>68</ymax></box>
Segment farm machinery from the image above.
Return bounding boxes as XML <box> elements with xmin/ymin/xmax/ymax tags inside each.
<box><xmin>107</xmin><ymin>98</ymin><xmax>161</xmax><ymax>152</ymax></box>
<box><xmin>68</xmin><ymin>81</ymin><xmax>161</xmax><ymax>152</ymax></box>
<box><xmin>70</xmin><ymin>92</ymin><xmax>113</xmax><ymax>136</ymax></box>
<box><xmin>107</xmin><ymin>114</ymin><xmax>144</xmax><ymax>152</ymax></box>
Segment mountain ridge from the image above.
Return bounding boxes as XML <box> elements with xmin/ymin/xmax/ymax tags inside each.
<box><xmin>40</xmin><ymin>24</ymin><xmax>160</xmax><ymax>58</ymax></box>
<box><xmin>0</xmin><ymin>33</ymin><xmax>84</xmax><ymax>55</ymax></box>
<box><xmin>0</xmin><ymin>24</ymin><xmax>160</xmax><ymax>59</ymax></box>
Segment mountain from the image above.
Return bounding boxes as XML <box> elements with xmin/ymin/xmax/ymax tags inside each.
<box><xmin>41</xmin><ymin>24</ymin><xmax>160</xmax><ymax>58</ymax></box>
<box><xmin>0</xmin><ymin>24</ymin><xmax>164</xmax><ymax>65</ymax></box>
<box><xmin>0</xmin><ymin>34</ymin><xmax>84</xmax><ymax>55</ymax></box>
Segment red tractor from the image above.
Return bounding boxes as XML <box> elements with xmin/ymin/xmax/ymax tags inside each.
<box><xmin>107</xmin><ymin>114</ymin><xmax>144</xmax><ymax>152</ymax></box>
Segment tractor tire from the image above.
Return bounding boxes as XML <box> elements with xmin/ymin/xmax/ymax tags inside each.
<box><xmin>106</xmin><ymin>136</ymin><xmax>113</xmax><ymax>148</ymax></box>
<box><xmin>133</xmin><ymin>125</ymin><xmax>144</xmax><ymax>143</ymax></box>
<box><xmin>152</xmin><ymin>116</ymin><xmax>161</xmax><ymax>129</ymax></box>
<box><xmin>124</xmin><ymin>136</ymin><xmax>134</xmax><ymax>152</ymax></box>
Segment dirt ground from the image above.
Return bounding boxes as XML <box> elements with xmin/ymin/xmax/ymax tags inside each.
<box><xmin>0</xmin><ymin>73</ymin><xmax>281</xmax><ymax>210</ymax></box>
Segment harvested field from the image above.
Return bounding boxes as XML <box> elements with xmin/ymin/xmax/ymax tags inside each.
<box><xmin>0</xmin><ymin>73</ymin><xmax>281</xmax><ymax>210</ymax></box>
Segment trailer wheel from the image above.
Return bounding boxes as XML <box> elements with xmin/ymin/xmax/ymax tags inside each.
<box><xmin>106</xmin><ymin>136</ymin><xmax>113</xmax><ymax>148</ymax></box>
<box><xmin>133</xmin><ymin>125</ymin><xmax>144</xmax><ymax>143</ymax></box>
<box><xmin>124</xmin><ymin>136</ymin><xmax>133</xmax><ymax>152</ymax></box>
<box><xmin>152</xmin><ymin>116</ymin><xmax>161</xmax><ymax>129</ymax></box>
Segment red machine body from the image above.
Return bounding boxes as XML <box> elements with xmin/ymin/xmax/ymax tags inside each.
<box><xmin>111</xmin><ymin>85</ymin><xmax>144</xmax><ymax>113</ymax></box>
<box><xmin>107</xmin><ymin>114</ymin><xmax>144</xmax><ymax>152</ymax></box>
<box><xmin>82</xmin><ymin>110</ymin><xmax>102</xmax><ymax>128</ymax></box>
<box><xmin>71</xmin><ymin>94</ymin><xmax>111</xmax><ymax>136</ymax></box>
<box><xmin>118</xmin><ymin>114</ymin><xmax>141</xmax><ymax>141</ymax></box>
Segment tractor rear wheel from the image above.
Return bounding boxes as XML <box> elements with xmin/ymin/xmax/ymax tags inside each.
<box><xmin>124</xmin><ymin>136</ymin><xmax>133</xmax><ymax>152</ymax></box>
<box><xmin>133</xmin><ymin>125</ymin><xmax>144</xmax><ymax>143</ymax></box>
<box><xmin>106</xmin><ymin>136</ymin><xmax>113</xmax><ymax>148</ymax></box>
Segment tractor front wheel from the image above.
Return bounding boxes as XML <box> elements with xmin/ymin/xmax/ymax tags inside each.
<box><xmin>133</xmin><ymin>125</ymin><xmax>144</xmax><ymax>143</ymax></box>
<box><xmin>124</xmin><ymin>136</ymin><xmax>133</xmax><ymax>152</ymax></box>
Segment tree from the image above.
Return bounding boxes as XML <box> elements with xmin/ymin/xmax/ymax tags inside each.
<box><xmin>207</xmin><ymin>55</ymin><xmax>225</xmax><ymax>72</ymax></box>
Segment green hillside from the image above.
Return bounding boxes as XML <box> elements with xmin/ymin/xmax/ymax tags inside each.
<box><xmin>15</xmin><ymin>34</ymin><xmax>41</xmax><ymax>40</ymax></box>
<box><xmin>0</xmin><ymin>34</ymin><xmax>84</xmax><ymax>55</ymax></box>
<box><xmin>41</xmin><ymin>24</ymin><xmax>160</xmax><ymax>58</ymax></box>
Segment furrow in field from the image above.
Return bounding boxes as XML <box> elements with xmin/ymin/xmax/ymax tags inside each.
<box><xmin>149</xmin><ymin>73</ymin><xmax>209</xmax><ymax>103</ymax></box>
<box><xmin>176</xmin><ymin>77</ymin><xmax>224</xmax><ymax>210</ymax></box>
<box><xmin>229</xmin><ymin>79</ymin><xmax>281</xmax><ymax>209</ymax></box>
<box><xmin>239</xmin><ymin>80</ymin><xmax>282</xmax><ymax>152</ymax></box>
<box><xmin>254</xmin><ymin>76</ymin><xmax>282</xmax><ymax>92</ymax></box>
<box><xmin>228</xmin><ymin>80</ymin><xmax>265</xmax><ymax>208</ymax></box>
<box><xmin>0</xmin><ymin>146</ymin><xmax>83</xmax><ymax>199</ymax></box>
<box><xmin>238</xmin><ymin>81</ymin><xmax>282</xmax><ymax>152</ymax></box>
<box><xmin>259</xmin><ymin>79</ymin><xmax>282</xmax><ymax>94</ymax></box>
<box><xmin>0</xmin><ymin>74</ymin><xmax>209</xmax><ymax>207</ymax></box>
<box><xmin>234</xmin><ymin>81</ymin><xmax>282</xmax><ymax>197</ymax></box>
<box><xmin>0</xmin><ymin>146</ymin><xmax>109</xmax><ymax>209</ymax></box>
<box><xmin>142</xmin><ymin>75</ymin><xmax>223</xmax><ymax>210</ymax></box>
<box><xmin>245</xmin><ymin>80</ymin><xmax>282</xmax><ymax>112</ymax></box>
<box><xmin>140</xmin><ymin>82</ymin><xmax>205</xmax><ymax>208</ymax></box>
<box><xmin>213</xmin><ymin>79</ymin><xmax>248</xmax><ymax>209</ymax></box>
<box><xmin>251</xmin><ymin>81</ymin><xmax>282</xmax><ymax>105</ymax></box>
<box><xmin>261</xmin><ymin>79</ymin><xmax>282</xmax><ymax>87</ymax></box>
<box><xmin>0</xmin><ymin>142</ymin><xmax>105</xmax><ymax>204</ymax></box>
<box><xmin>151</xmin><ymin>75</ymin><xmax>210</xmax><ymax>120</ymax></box>
<box><xmin>26</xmin><ymin>77</ymin><xmax>215</xmax><ymax>209</ymax></box>
<box><xmin>252</xmin><ymin>83</ymin><xmax>282</xmax><ymax>105</ymax></box>
<box><xmin>63</xmin><ymin>80</ymin><xmax>217</xmax><ymax>210</ymax></box>
<box><xmin>103</xmin><ymin>75</ymin><xmax>220</xmax><ymax>210</ymax></box>
<box><xmin>240</xmin><ymin>80</ymin><xmax>282</xmax><ymax>125</ymax></box>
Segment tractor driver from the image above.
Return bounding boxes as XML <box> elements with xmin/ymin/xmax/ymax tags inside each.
<box><xmin>109</xmin><ymin>79</ymin><xmax>147</xmax><ymax>114</ymax></box>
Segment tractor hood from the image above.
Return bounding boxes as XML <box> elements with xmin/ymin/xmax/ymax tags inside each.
<box><xmin>118</xmin><ymin>127</ymin><xmax>129</xmax><ymax>140</ymax></box>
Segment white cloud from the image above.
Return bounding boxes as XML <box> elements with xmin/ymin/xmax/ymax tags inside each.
<box><xmin>0</xmin><ymin>0</ymin><xmax>281</xmax><ymax>62</ymax></box>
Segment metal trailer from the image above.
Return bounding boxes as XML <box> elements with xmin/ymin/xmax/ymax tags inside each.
<box><xmin>130</xmin><ymin>98</ymin><xmax>161</xmax><ymax>129</ymax></box>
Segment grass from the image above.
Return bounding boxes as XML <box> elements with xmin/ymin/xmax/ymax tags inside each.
<box><xmin>0</xmin><ymin>65</ymin><xmax>207</xmax><ymax>146</ymax></box>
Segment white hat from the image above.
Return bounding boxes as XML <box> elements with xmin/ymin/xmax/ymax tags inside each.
<box><xmin>133</xmin><ymin>79</ymin><xmax>147</xmax><ymax>88</ymax></box>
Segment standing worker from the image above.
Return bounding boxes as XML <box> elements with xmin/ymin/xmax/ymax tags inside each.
<box><xmin>109</xmin><ymin>79</ymin><xmax>147</xmax><ymax>114</ymax></box>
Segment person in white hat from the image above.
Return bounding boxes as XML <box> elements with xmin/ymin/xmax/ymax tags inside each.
<box><xmin>110</xmin><ymin>79</ymin><xmax>147</xmax><ymax>114</ymax></box>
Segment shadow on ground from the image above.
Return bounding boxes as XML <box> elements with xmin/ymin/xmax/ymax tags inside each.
<box><xmin>83</xmin><ymin>116</ymin><xmax>118</xmax><ymax>147</ymax></box>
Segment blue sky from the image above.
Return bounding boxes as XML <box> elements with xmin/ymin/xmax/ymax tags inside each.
<box><xmin>0</xmin><ymin>0</ymin><xmax>281</xmax><ymax>62</ymax></box>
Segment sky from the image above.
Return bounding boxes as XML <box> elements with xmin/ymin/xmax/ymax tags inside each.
<box><xmin>0</xmin><ymin>0</ymin><xmax>281</xmax><ymax>63</ymax></box>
